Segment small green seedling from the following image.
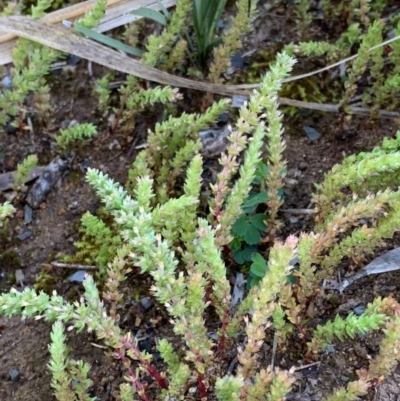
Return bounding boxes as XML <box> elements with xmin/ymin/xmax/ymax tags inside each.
<box><xmin>229</xmin><ymin>162</ymin><xmax>270</xmax><ymax>264</ymax></box>
<box><xmin>232</xmin><ymin>213</ymin><xmax>267</xmax><ymax>245</ymax></box>
<box><xmin>248</xmin><ymin>253</ymin><xmax>298</xmax><ymax>289</ymax></box>
<box><xmin>230</xmin><ymin>161</ymin><xmax>286</xmax><ymax>288</ymax></box>
<box><xmin>248</xmin><ymin>252</ymin><xmax>268</xmax><ymax>288</ymax></box>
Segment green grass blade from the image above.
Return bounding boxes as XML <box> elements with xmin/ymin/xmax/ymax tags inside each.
<box><xmin>207</xmin><ymin>0</ymin><xmax>227</xmax><ymax>43</ymax></box>
<box><xmin>74</xmin><ymin>24</ymin><xmax>143</xmax><ymax>57</ymax></box>
<box><xmin>156</xmin><ymin>0</ymin><xmax>170</xmax><ymax>19</ymax></box>
<box><xmin>192</xmin><ymin>0</ymin><xmax>228</xmax><ymax>65</ymax></box>
<box><xmin>130</xmin><ymin>7</ymin><xmax>167</xmax><ymax>25</ymax></box>
<box><xmin>205</xmin><ymin>37</ymin><xmax>223</xmax><ymax>54</ymax></box>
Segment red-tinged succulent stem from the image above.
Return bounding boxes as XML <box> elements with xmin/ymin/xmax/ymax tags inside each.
<box><xmin>197</xmin><ymin>372</ymin><xmax>208</xmax><ymax>400</ymax></box>
<box><xmin>124</xmin><ymin>337</ymin><xmax>168</xmax><ymax>390</ymax></box>
<box><xmin>146</xmin><ymin>364</ymin><xmax>168</xmax><ymax>390</ymax></box>
<box><xmin>115</xmin><ymin>348</ymin><xmax>150</xmax><ymax>401</ymax></box>
<box><xmin>217</xmin><ymin>295</ymin><xmax>231</xmax><ymax>353</ymax></box>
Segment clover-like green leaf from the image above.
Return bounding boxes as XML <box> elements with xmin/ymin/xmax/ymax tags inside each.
<box><xmin>232</xmin><ymin>215</ymin><xmax>249</xmax><ymax>236</ymax></box>
<box><xmin>244</xmin><ymin>225</ymin><xmax>261</xmax><ymax>245</ymax></box>
<box><xmin>243</xmin><ymin>190</ymin><xmax>268</xmax><ymax>209</ymax></box>
<box><xmin>253</xmin><ymin>161</ymin><xmax>269</xmax><ymax>185</ymax></box>
<box><xmin>250</xmin><ymin>253</ymin><xmax>268</xmax><ymax>277</ymax></box>
<box><xmin>232</xmin><ymin>245</ymin><xmax>257</xmax><ymax>264</ymax></box>
<box><xmin>250</xmin><ymin>213</ymin><xmax>267</xmax><ymax>230</ymax></box>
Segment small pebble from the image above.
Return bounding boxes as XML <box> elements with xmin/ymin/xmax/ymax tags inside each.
<box><xmin>68</xmin><ymin>270</ymin><xmax>86</xmax><ymax>283</ymax></box>
<box><xmin>138</xmin><ymin>338</ymin><xmax>152</xmax><ymax>353</ymax></box>
<box><xmin>17</xmin><ymin>230</ymin><xmax>33</xmax><ymax>241</ymax></box>
<box><xmin>24</xmin><ymin>205</ymin><xmax>33</xmax><ymax>225</ymax></box>
<box><xmin>68</xmin><ymin>201</ymin><xmax>79</xmax><ymax>210</ymax></box>
<box><xmin>66</xmin><ymin>54</ymin><xmax>81</xmax><ymax>66</ymax></box>
<box><xmin>387</xmin><ymin>29</ymin><xmax>395</xmax><ymax>40</ymax></box>
<box><xmin>9</xmin><ymin>368</ymin><xmax>20</xmax><ymax>382</ymax></box>
<box><xmin>2</xmin><ymin>75</ymin><xmax>12</xmax><ymax>90</ymax></box>
<box><xmin>68</xmin><ymin>119</ymin><xmax>79</xmax><ymax>128</ymax></box>
<box><xmin>301</xmin><ymin>364</ymin><xmax>319</xmax><ymax>376</ymax></box>
<box><xmin>324</xmin><ymin>345</ymin><xmax>336</xmax><ymax>353</ymax></box>
<box><xmin>303</xmin><ymin>126</ymin><xmax>321</xmax><ymax>141</ymax></box>
<box><xmin>353</xmin><ymin>305</ymin><xmax>366</xmax><ymax>316</ymax></box>
<box><xmin>15</xmin><ymin>269</ymin><xmax>24</xmax><ymax>284</ymax></box>
<box><xmin>108</xmin><ymin>139</ymin><xmax>120</xmax><ymax>150</ymax></box>
<box><xmin>353</xmin><ymin>343</ymin><xmax>368</xmax><ymax>359</ymax></box>
<box><xmin>231</xmin><ymin>95</ymin><xmax>247</xmax><ymax>108</ymax></box>
<box><xmin>140</xmin><ymin>297</ymin><xmax>153</xmax><ymax>311</ymax></box>
<box><xmin>299</xmin><ymin>161</ymin><xmax>308</xmax><ymax>171</ymax></box>
<box><xmin>140</xmin><ymin>297</ymin><xmax>153</xmax><ymax>310</ymax></box>
<box><xmin>207</xmin><ymin>332</ymin><xmax>218</xmax><ymax>341</ymax></box>
<box><xmin>263</xmin><ymin>2</ymin><xmax>272</xmax><ymax>10</ymax></box>
<box><xmin>6</xmin><ymin>122</ymin><xmax>18</xmax><ymax>135</ymax></box>
<box><xmin>230</xmin><ymin>53</ymin><xmax>244</xmax><ymax>69</ymax></box>
<box><xmin>217</xmin><ymin>112</ymin><xmax>229</xmax><ymax>124</ymax></box>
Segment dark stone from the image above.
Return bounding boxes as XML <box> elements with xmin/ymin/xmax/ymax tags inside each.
<box><xmin>353</xmin><ymin>305</ymin><xmax>366</xmax><ymax>315</ymax></box>
<box><xmin>6</xmin><ymin>122</ymin><xmax>18</xmax><ymax>135</ymax></box>
<box><xmin>67</xmin><ymin>54</ymin><xmax>81</xmax><ymax>66</ymax></box>
<box><xmin>140</xmin><ymin>297</ymin><xmax>153</xmax><ymax>311</ymax></box>
<box><xmin>24</xmin><ymin>205</ymin><xmax>34</xmax><ymax>225</ymax></box>
<box><xmin>230</xmin><ymin>53</ymin><xmax>245</xmax><ymax>69</ymax></box>
<box><xmin>138</xmin><ymin>338</ymin><xmax>152</xmax><ymax>354</ymax></box>
<box><xmin>303</xmin><ymin>126</ymin><xmax>321</xmax><ymax>141</ymax></box>
<box><xmin>17</xmin><ymin>230</ymin><xmax>33</xmax><ymax>241</ymax></box>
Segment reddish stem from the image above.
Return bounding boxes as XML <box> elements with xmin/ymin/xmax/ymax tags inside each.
<box><xmin>146</xmin><ymin>365</ymin><xmax>168</xmax><ymax>390</ymax></box>
<box><xmin>115</xmin><ymin>348</ymin><xmax>150</xmax><ymax>401</ymax></box>
<box><xmin>124</xmin><ymin>338</ymin><xmax>168</xmax><ymax>390</ymax></box>
<box><xmin>197</xmin><ymin>372</ymin><xmax>207</xmax><ymax>400</ymax></box>
<box><xmin>217</xmin><ymin>294</ymin><xmax>231</xmax><ymax>353</ymax></box>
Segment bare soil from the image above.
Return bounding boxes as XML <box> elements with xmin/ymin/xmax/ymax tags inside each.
<box><xmin>2</xmin><ymin>1</ymin><xmax>400</xmax><ymax>400</ymax></box>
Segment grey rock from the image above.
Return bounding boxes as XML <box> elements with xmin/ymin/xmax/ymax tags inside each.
<box><xmin>17</xmin><ymin>230</ymin><xmax>33</xmax><ymax>241</ymax></box>
<box><xmin>68</xmin><ymin>270</ymin><xmax>86</xmax><ymax>283</ymax></box>
<box><xmin>15</xmin><ymin>269</ymin><xmax>24</xmax><ymax>284</ymax></box>
<box><xmin>303</xmin><ymin>126</ymin><xmax>321</xmax><ymax>141</ymax></box>
<box><xmin>24</xmin><ymin>205</ymin><xmax>33</xmax><ymax>225</ymax></box>
<box><xmin>353</xmin><ymin>305</ymin><xmax>366</xmax><ymax>315</ymax></box>
<box><xmin>9</xmin><ymin>368</ymin><xmax>20</xmax><ymax>382</ymax></box>
<box><xmin>140</xmin><ymin>297</ymin><xmax>153</xmax><ymax>311</ymax></box>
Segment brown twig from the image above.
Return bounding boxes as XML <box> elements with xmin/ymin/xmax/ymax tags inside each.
<box><xmin>51</xmin><ymin>261</ymin><xmax>99</xmax><ymax>270</ymax></box>
<box><xmin>1</xmin><ymin>17</ymin><xmax>400</xmax><ymax>118</ymax></box>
